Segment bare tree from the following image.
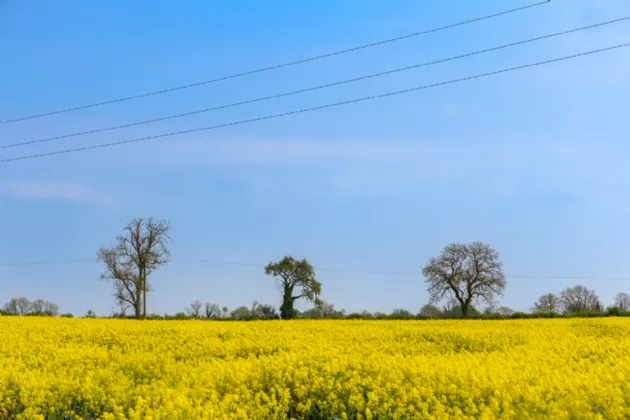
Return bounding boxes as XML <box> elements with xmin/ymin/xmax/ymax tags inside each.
<box><xmin>251</xmin><ymin>301</ymin><xmax>279</xmax><ymax>320</ymax></box>
<box><xmin>117</xmin><ymin>299</ymin><xmax>131</xmax><ymax>317</ymax></box>
<box><xmin>559</xmin><ymin>285</ymin><xmax>601</xmax><ymax>313</ymax></box>
<box><xmin>251</xmin><ymin>300</ymin><xmax>260</xmax><ymax>314</ymax></box>
<box><xmin>482</xmin><ymin>299</ymin><xmax>499</xmax><ymax>315</ymax></box>
<box><xmin>441</xmin><ymin>297</ymin><xmax>460</xmax><ymax>314</ymax></box>
<box><xmin>16</xmin><ymin>297</ymin><xmax>31</xmax><ymax>315</ymax></box>
<box><xmin>3</xmin><ymin>298</ymin><xmax>20</xmax><ymax>314</ymax></box>
<box><xmin>4</xmin><ymin>298</ymin><xmax>58</xmax><ymax>316</ymax></box>
<box><xmin>204</xmin><ymin>302</ymin><xmax>221</xmax><ymax>318</ymax></box>
<box><xmin>30</xmin><ymin>299</ymin><xmax>46</xmax><ymax>314</ymax></box>
<box><xmin>43</xmin><ymin>301</ymin><xmax>59</xmax><ymax>316</ymax></box>
<box><xmin>497</xmin><ymin>306</ymin><xmax>514</xmax><ymax>316</ymax></box>
<box><xmin>532</xmin><ymin>293</ymin><xmax>561</xmax><ymax>312</ymax></box>
<box><xmin>186</xmin><ymin>300</ymin><xmax>204</xmax><ymax>318</ymax></box>
<box><xmin>422</xmin><ymin>242</ymin><xmax>506</xmax><ymax>318</ymax></box>
<box><xmin>613</xmin><ymin>292</ymin><xmax>630</xmax><ymax>311</ymax></box>
<box><xmin>97</xmin><ymin>217</ymin><xmax>171</xmax><ymax>319</ymax></box>
<box><xmin>317</xmin><ymin>300</ymin><xmax>336</xmax><ymax>319</ymax></box>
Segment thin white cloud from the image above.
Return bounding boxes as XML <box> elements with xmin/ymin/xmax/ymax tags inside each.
<box><xmin>0</xmin><ymin>180</ymin><xmax>112</xmax><ymax>205</ymax></box>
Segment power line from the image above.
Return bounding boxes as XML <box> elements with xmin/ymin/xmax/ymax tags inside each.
<box><xmin>1</xmin><ymin>257</ymin><xmax>629</xmax><ymax>281</ymax></box>
<box><xmin>3</xmin><ymin>41</ymin><xmax>628</xmax><ymax>163</ymax></box>
<box><xmin>6</xmin><ymin>15</ymin><xmax>627</xmax><ymax>150</ymax></box>
<box><xmin>0</xmin><ymin>1</ymin><xmax>549</xmax><ymax>124</ymax></box>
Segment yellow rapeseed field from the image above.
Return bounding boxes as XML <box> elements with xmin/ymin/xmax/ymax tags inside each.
<box><xmin>1</xmin><ymin>317</ymin><xmax>630</xmax><ymax>419</ymax></box>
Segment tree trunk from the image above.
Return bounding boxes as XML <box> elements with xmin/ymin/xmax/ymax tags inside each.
<box><xmin>135</xmin><ymin>275</ymin><xmax>143</xmax><ymax>320</ymax></box>
<box><xmin>280</xmin><ymin>286</ymin><xmax>295</xmax><ymax>320</ymax></box>
<box><xmin>143</xmin><ymin>272</ymin><xmax>147</xmax><ymax>319</ymax></box>
<box><xmin>461</xmin><ymin>302</ymin><xmax>470</xmax><ymax>318</ymax></box>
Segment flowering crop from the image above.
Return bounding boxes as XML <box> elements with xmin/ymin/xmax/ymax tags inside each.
<box><xmin>1</xmin><ymin>317</ymin><xmax>630</xmax><ymax>419</ymax></box>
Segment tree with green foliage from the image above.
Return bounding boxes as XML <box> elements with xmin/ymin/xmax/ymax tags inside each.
<box><xmin>390</xmin><ymin>308</ymin><xmax>414</xmax><ymax>320</ymax></box>
<box><xmin>265</xmin><ymin>256</ymin><xmax>322</xmax><ymax>320</ymax></box>
<box><xmin>230</xmin><ymin>306</ymin><xmax>251</xmax><ymax>320</ymax></box>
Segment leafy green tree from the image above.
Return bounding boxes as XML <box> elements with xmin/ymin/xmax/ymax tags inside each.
<box><xmin>390</xmin><ymin>308</ymin><xmax>414</xmax><ymax>320</ymax></box>
<box><xmin>265</xmin><ymin>256</ymin><xmax>322</xmax><ymax>320</ymax></box>
<box><xmin>230</xmin><ymin>306</ymin><xmax>251</xmax><ymax>320</ymax></box>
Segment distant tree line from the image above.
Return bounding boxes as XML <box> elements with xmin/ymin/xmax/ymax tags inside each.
<box><xmin>4</xmin><ymin>218</ymin><xmax>630</xmax><ymax>320</ymax></box>
<box><xmin>1</xmin><ymin>297</ymin><xmax>62</xmax><ymax>316</ymax></box>
<box><xmin>3</xmin><ymin>293</ymin><xmax>630</xmax><ymax>320</ymax></box>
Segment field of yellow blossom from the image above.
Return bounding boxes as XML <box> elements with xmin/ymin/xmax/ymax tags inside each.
<box><xmin>1</xmin><ymin>317</ymin><xmax>630</xmax><ymax>419</ymax></box>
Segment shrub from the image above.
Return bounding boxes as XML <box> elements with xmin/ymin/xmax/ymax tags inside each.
<box><xmin>606</xmin><ymin>306</ymin><xmax>624</xmax><ymax>317</ymax></box>
<box><xmin>531</xmin><ymin>311</ymin><xmax>561</xmax><ymax>319</ymax></box>
<box><xmin>566</xmin><ymin>311</ymin><xmax>603</xmax><ymax>318</ymax></box>
<box><xmin>389</xmin><ymin>309</ymin><xmax>415</xmax><ymax>320</ymax></box>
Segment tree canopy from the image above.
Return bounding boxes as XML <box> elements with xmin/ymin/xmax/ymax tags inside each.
<box><xmin>532</xmin><ymin>293</ymin><xmax>561</xmax><ymax>313</ymax></box>
<box><xmin>422</xmin><ymin>242</ymin><xmax>506</xmax><ymax>318</ymax></box>
<box><xmin>265</xmin><ymin>256</ymin><xmax>322</xmax><ymax>320</ymax></box>
<box><xmin>559</xmin><ymin>285</ymin><xmax>601</xmax><ymax>314</ymax></box>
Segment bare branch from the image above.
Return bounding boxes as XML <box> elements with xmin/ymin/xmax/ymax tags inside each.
<box><xmin>422</xmin><ymin>242</ymin><xmax>506</xmax><ymax>318</ymax></box>
<box><xmin>559</xmin><ymin>285</ymin><xmax>601</xmax><ymax>314</ymax></box>
<box><xmin>532</xmin><ymin>293</ymin><xmax>560</xmax><ymax>312</ymax></box>
<box><xmin>186</xmin><ymin>300</ymin><xmax>204</xmax><ymax>318</ymax></box>
<box><xmin>97</xmin><ymin>217</ymin><xmax>171</xmax><ymax>319</ymax></box>
<box><xmin>613</xmin><ymin>292</ymin><xmax>630</xmax><ymax>311</ymax></box>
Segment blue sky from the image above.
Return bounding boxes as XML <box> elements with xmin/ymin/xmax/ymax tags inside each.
<box><xmin>1</xmin><ymin>0</ymin><xmax>630</xmax><ymax>316</ymax></box>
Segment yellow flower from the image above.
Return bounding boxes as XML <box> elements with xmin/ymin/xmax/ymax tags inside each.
<box><xmin>1</xmin><ymin>317</ymin><xmax>630</xmax><ymax>418</ymax></box>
